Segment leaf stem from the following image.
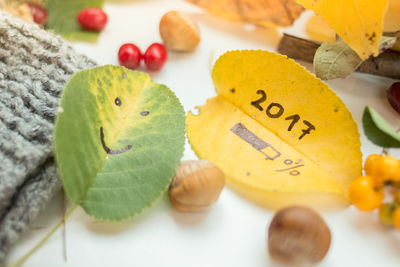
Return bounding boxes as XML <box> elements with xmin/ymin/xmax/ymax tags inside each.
<box><xmin>11</xmin><ymin>205</ymin><xmax>78</xmax><ymax>267</ymax></box>
<box><xmin>381</xmin><ymin>128</ymin><xmax>400</xmax><ymax>155</ymax></box>
<box><xmin>62</xmin><ymin>188</ymin><xmax>68</xmax><ymax>262</ymax></box>
<box><xmin>382</xmin><ymin>126</ymin><xmax>399</xmax><ymax>155</ymax></box>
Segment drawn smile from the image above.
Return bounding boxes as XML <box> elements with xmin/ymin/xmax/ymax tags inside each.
<box><xmin>100</xmin><ymin>127</ymin><xmax>132</xmax><ymax>155</ymax></box>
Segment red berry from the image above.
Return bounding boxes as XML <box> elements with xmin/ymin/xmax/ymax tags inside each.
<box><xmin>118</xmin><ymin>43</ymin><xmax>142</xmax><ymax>70</ymax></box>
<box><xmin>27</xmin><ymin>2</ymin><xmax>48</xmax><ymax>26</ymax></box>
<box><xmin>77</xmin><ymin>8</ymin><xmax>107</xmax><ymax>31</ymax></box>
<box><xmin>143</xmin><ymin>43</ymin><xmax>167</xmax><ymax>71</ymax></box>
<box><xmin>387</xmin><ymin>82</ymin><xmax>400</xmax><ymax>114</ymax></box>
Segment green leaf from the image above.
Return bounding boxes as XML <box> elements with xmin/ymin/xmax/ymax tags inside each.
<box><xmin>54</xmin><ymin>66</ymin><xmax>185</xmax><ymax>221</ymax></box>
<box><xmin>45</xmin><ymin>0</ymin><xmax>105</xmax><ymax>42</ymax></box>
<box><xmin>314</xmin><ymin>36</ymin><xmax>396</xmax><ymax>80</ymax></box>
<box><xmin>362</xmin><ymin>106</ymin><xmax>400</xmax><ymax>148</ymax></box>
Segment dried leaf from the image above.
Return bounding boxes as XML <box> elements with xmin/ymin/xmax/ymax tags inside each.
<box><xmin>296</xmin><ymin>0</ymin><xmax>389</xmax><ymax>60</ymax></box>
<box><xmin>186</xmin><ymin>0</ymin><xmax>304</xmax><ymax>27</ymax></box>
<box><xmin>187</xmin><ymin>50</ymin><xmax>362</xmax><ymax>210</ymax></box>
<box><xmin>382</xmin><ymin>31</ymin><xmax>400</xmax><ymax>51</ymax></box>
<box><xmin>314</xmin><ymin>36</ymin><xmax>396</xmax><ymax>80</ymax></box>
<box><xmin>0</xmin><ymin>1</ymin><xmax>33</xmax><ymax>22</ymax></box>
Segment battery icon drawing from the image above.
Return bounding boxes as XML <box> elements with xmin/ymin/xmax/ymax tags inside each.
<box><xmin>230</xmin><ymin>123</ymin><xmax>281</xmax><ymax>161</ymax></box>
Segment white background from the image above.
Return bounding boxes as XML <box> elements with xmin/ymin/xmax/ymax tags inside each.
<box><xmin>7</xmin><ymin>0</ymin><xmax>400</xmax><ymax>266</ymax></box>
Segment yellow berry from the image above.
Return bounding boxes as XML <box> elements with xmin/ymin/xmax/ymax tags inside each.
<box><xmin>393</xmin><ymin>207</ymin><xmax>400</xmax><ymax>231</ymax></box>
<box><xmin>349</xmin><ymin>176</ymin><xmax>384</xmax><ymax>211</ymax></box>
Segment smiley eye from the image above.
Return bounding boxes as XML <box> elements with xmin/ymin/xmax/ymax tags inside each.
<box><xmin>115</xmin><ymin>97</ymin><xmax>122</xmax><ymax>106</ymax></box>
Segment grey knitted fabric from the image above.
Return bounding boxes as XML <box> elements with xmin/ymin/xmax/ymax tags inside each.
<box><xmin>0</xmin><ymin>11</ymin><xmax>96</xmax><ymax>263</ymax></box>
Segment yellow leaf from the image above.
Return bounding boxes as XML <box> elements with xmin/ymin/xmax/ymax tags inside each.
<box><xmin>306</xmin><ymin>0</ymin><xmax>400</xmax><ymax>46</ymax></box>
<box><xmin>185</xmin><ymin>0</ymin><xmax>304</xmax><ymax>27</ymax></box>
<box><xmin>296</xmin><ymin>0</ymin><xmax>389</xmax><ymax>60</ymax></box>
<box><xmin>305</xmin><ymin>14</ymin><xmax>336</xmax><ymax>43</ymax></box>
<box><xmin>384</xmin><ymin>0</ymin><xmax>400</xmax><ymax>32</ymax></box>
<box><xmin>186</xmin><ymin>50</ymin><xmax>362</xmax><ymax>210</ymax></box>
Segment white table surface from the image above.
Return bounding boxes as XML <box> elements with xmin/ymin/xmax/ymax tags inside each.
<box><xmin>7</xmin><ymin>0</ymin><xmax>400</xmax><ymax>266</ymax></box>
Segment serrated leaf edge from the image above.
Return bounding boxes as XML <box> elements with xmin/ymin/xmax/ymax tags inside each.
<box><xmin>54</xmin><ymin>65</ymin><xmax>186</xmax><ymax>221</ymax></box>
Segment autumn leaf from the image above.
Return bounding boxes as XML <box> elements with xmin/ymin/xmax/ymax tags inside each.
<box><xmin>305</xmin><ymin>14</ymin><xmax>336</xmax><ymax>43</ymax></box>
<box><xmin>186</xmin><ymin>0</ymin><xmax>304</xmax><ymax>27</ymax></box>
<box><xmin>55</xmin><ymin>66</ymin><xmax>185</xmax><ymax>220</ymax></box>
<box><xmin>296</xmin><ymin>0</ymin><xmax>389</xmax><ymax>60</ymax></box>
<box><xmin>314</xmin><ymin>36</ymin><xmax>396</xmax><ymax>80</ymax></box>
<box><xmin>384</xmin><ymin>0</ymin><xmax>400</xmax><ymax>32</ymax></box>
<box><xmin>306</xmin><ymin>0</ymin><xmax>400</xmax><ymax>46</ymax></box>
<box><xmin>187</xmin><ymin>50</ymin><xmax>362</xmax><ymax>210</ymax></box>
<box><xmin>13</xmin><ymin>65</ymin><xmax>186</xmax><ymax>266</ymax></box>
<box><xmin>0</xmin><ymin>0</ymin><xmax>33</xmax><ymax>22</ymax></box>
<box><xmin>45</xmin><ymin>0</ymin><xmax>105</xmax><ymax>42</ymax></box>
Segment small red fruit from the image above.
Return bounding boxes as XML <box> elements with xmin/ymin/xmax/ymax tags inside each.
<box><xmin>27</xmin><ymin>2</ymin><xmax>48</xmax><ymax>26</ymax></box>
<box><xmin>77</xmin><ymin>8</ymin><xmax>107</xmax><ymax>31</ymax></box>
<box><xmin>387</xmin><ymin>82</ymin><xmax>400</xmax><ymax>114</ymax></box>
<box><xmin>143</xmin><ymin>43</ymin><xmax>167</xmax><ymax>71</ymax></box>
<box><xmin>118</xmin><ymin>43</ymin><xmax>142</xmax><ymax>70</ymax></box>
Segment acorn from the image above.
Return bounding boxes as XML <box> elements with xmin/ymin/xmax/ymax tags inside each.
<box><xmin>267</xmin><ymin>206</ymin><xmax>331</xmax><ymax>265</ymax></box>
<box><xmin>159</xmin><ymin>10</ymin><xmax>200</xmax><ymax>52</ymax></box>
<box><xmin>169</xmin><ymin>160</ymin><xmax>225</xmax><ymax>212</ymax></box>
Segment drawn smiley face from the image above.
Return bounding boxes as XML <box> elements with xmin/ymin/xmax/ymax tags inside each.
<box><xmin>99</xmin><ymin>96</ymin><xmax>149</xmax><ymax>155</ymax></box>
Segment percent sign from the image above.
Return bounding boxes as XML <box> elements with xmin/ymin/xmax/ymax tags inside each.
<box><xmin>276</xmin><ymin>159</ymin><xmax>304</xmax><ymax>176</ymax></box>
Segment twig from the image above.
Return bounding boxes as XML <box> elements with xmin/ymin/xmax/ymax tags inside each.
<box><xmin>277</xmin><ymin>34</ymin><xmax>320</xmax><ymax>63</ymax></box>
<box><xmin>278</xmin><ymin>34</ymin><xmax>400</xmax><ymax>79</ymax></box>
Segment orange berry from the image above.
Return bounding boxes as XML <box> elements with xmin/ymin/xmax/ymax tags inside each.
<box><xmin>392</xmin><ymin>166</ymin><xmax>400</xmax><ymax>183</ymax></box>
<box><xmin>365</xmin><ymin>154</ymin><xmax>400</xmax><ymax>185</ymax></box>
<box><xmin>364</xmin><ymin>154</ymin><xmax>381</xmax><ymax>176</ymax></box>
<box><xmin>382</xmin><ymin>155</ymin><xmax>400</xmax><ymax>181</ymax></box>
<box><xmin>395</xmin><ymin>191</ymin><xmax>400</xmax><ymax>202</ymax></box>
<box><xmin>349</xmin><ymin>176</ymin><xmax>384</xmax><ymax>211</ymax></box>
<box><xmin>393</xmin><ymin>207</ymin><xmax>400</xmax><ymax>231</ymax></box>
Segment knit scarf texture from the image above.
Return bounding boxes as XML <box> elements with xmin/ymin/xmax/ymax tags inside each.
<box><xmin>0</xmin><ymin>10</ymin><xmax>96</xmax><ymax>263</ymax></box>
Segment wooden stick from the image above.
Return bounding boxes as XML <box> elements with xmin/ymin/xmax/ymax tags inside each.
<box><xmin>277</xmin><ymin>34</ymin><xmax>320</xmax><ymax>63</ymax></box>
<box><xmin>277</xmin><ymin>34</ymin><xmax>400</xmax><ymax>80</ymax></box>
<box><xmin>357</xmin><ymin>50</ymin><xmax>400</xmax><ymax>79</ymax></box>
